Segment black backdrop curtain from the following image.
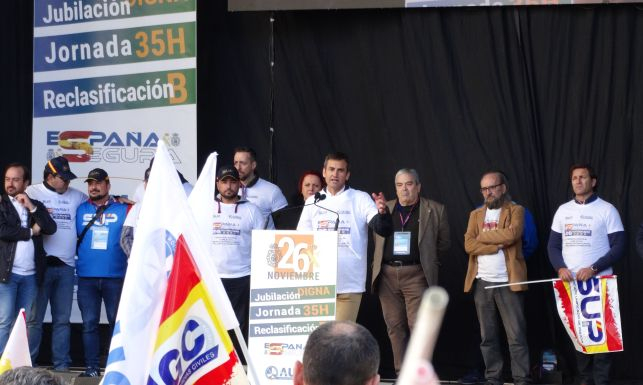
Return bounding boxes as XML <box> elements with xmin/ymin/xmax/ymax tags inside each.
<box><xmin>4</xmin><ymin>1</ymin><xmax>643</xmax><ymax>380</ymax></box>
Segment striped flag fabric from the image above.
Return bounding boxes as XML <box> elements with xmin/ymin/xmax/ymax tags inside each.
<box><xmin>552</xmin><ymin>276</ymin><xmax>623</xmax><ymax>354</ymax></box>
<box><xmin>146</xmin><ymin>234</ymin><xmax>246</xmax><ymax>384</ymax></box>
<box><xmin>101</xmin><ymin>142</ymin><xmax>244</xmax><ymax>385</ymax></box>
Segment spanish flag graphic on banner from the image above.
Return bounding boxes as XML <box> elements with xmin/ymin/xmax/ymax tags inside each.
<box><xmin>552</xmin><ymin>276</ymin><xmax>623</xmax><ymax>354</ymax></box>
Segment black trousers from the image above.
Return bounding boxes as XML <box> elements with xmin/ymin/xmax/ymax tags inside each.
<box><xmin>576</xmin><ymin>351</ymin><xmax>611</xmax><ymax>385</ymax></box>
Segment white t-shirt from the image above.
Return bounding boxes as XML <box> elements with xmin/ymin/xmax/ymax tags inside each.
<box><xmin>297</xmin><ymin>186</ymin><xmax>378</xmax><ymax>294</ymax></box>
<box><xmin>476</xmin><ymin>208</ymin><xmax>508</xmax><ymax>282</ymax></box>
<box><xmin>551</xmin><ymin>197</ymin><xmax>624</xmax><ymax>275</ymax></box>
<box><xmin>9</xmin><ymin>196</ymin><xmax>35</xmax><ymax>275</ymax></box>
<box><xmin>211</xmin><ymin>200</ymin><xmax>265</xmax><ymax>278</ymax></box>
<box><xmin>241</xmin><ymin>178</ymin><xmax>288</xmax><ymax>220</ymax></box>
<box><xmin>26</xmin><ymin>184</ymin><xmax>87</xmax><ymax>266</ymax></box>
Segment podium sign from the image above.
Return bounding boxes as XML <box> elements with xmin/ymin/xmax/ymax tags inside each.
<box><xmin>249</xmin><ymin>230</ymin><xmax>337</xmax><ymax>385</ymax></box>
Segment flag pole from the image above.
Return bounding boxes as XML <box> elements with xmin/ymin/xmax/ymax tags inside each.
<box><xmin>234</xmin><ymin>326</ymin><xmax>261</xmax><ymax>385</ymax></box>
<box><xmin>484</xmin><ymin>278</ymin><xmax>560</xmax><ymax>289</ymax></box>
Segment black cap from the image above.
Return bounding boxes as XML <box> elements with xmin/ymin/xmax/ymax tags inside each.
<box><xmin>84</xmin><ymin>168</ymin><xmax>109</xmax><ymax>183</ymax></box>
<box><xmin>45</xmin><ymin>156</ymin><xmax>77</xmax><ymax>181</ymax></box>
<box><xmin>216</xmin><ymin>165</ymin><xmax>239</xmax><ymax>181</ymax></box>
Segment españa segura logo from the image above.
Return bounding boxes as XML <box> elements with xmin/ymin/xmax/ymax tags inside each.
<box><xmin>263</xmin><ymin>342</ymin><xmax>304</xmax><ymax>356</ymax></box>
<box><xmin>45</xmin><ymin>130</ymin><xmax>182</xmax><ymax>163</ymax></box>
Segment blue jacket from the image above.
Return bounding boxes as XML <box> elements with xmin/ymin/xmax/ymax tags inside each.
<box><xmin>522</xmin><ymin>207</ymin><xmax>538</xmax><ymax>259</ymax></box>
<box><xmin>76</xmin><ymin>199</ymin><xmax>129</xmax><ymax>278</ymax></box>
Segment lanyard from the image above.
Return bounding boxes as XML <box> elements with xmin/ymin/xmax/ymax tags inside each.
<box><xmin>396</xmin><ymin>202</ymin><xmax>417</xmax><ymax>230</ymax></box>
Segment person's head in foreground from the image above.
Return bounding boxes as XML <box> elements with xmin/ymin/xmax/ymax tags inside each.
<box><xmin>293</xmin><ymin>321</ymin><xmax>380</xmax><ymax>385</ymax></box>
<box><xmin>0</xmin><ymin>367</ymin><xmax>68</xmax><ymax>385</ymax></box>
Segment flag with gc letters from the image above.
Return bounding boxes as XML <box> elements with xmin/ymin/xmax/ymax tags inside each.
<box><xmin>146</xmin><ymin>235</ymin><xmax>246</xmax><ymax>385</ymax></box>
<box><xmin>552</xmin><ymin>276</ymin><xmax>623</xmax><ymax>353</ymax></box>
<box><xmin>102</xmin><ymin>142</ymin><xmax>243</xmax><ymax>385</ymax></box>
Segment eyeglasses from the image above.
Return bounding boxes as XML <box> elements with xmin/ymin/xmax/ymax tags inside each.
<box><xmin>480</xmin><ymin>183</ymin><xmax>503</xmax><ymax>193</ymax></box>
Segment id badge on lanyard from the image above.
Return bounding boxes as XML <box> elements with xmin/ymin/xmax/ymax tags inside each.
<box><xmin>393</xmin><ymin>231</ymin><xmax>411</xmax><ymax>255</ymax></box>
<box><xmin>91</xmin><ymin>227</ymin><xmax>109</xmax><ymax>250</ymax></box>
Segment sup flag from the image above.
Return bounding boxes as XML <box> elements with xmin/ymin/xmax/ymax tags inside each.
<box><xmin>0</xmin><ymin>309</ymin><xmax>31</xmax><ymax>374</ymax></box>
<box><xmin>552</xmin><ymin>276</ymin><xmax>623</xmax><ymax>354</ymax></box>
<box><xmin>102</xmin><ymin>142</ymin><xmax>245</xmax><ymax>385</ymax></box>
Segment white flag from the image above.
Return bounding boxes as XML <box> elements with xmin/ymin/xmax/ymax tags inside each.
<box><xmin>0</xmin><ymin>309</ymin><xmax>31</xmax><ymax>374</ymax></box>
<box><xmin>101</xmin><ymin>142</ymin><xmax>238</xmax><ymax>385</ymax></box>
<box><xmin>187</xmin><ymin>152</ymin><xmax>238</xmax><ymax>330</ymax></box>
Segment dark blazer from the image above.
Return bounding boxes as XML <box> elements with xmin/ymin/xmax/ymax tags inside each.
<box><xmin>372</xmin><ymin>197</ymin><xmax>450</xmax><ymax>292</ymax></box>
<box><xmin>0</xmin><ymin>194</ymin><xmax>57</xmax><ymax>284</ymax></box>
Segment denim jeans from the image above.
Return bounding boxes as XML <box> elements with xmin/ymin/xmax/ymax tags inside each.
<box><xmin>0</xmin><ymin>273</ymin><xmax>37</xmax><ymax>353</ymax></box>
<box><xmin>77</xmin><ymin>277</ymin><xmax>123</xmax><ymax>369</ymax></box>
<box><xmin>473</xmin><ymin>279</ymin><xmax>531</xmax><ymax>385</ymax></box>
<box><xmin>28</xmin><ymin>264</ymin><xmax>75</xmax><ymax>369</ymax></box>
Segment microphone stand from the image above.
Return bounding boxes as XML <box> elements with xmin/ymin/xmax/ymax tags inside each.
<box><xmin>313</xmin><ymin>193</ymin><xmax>340</xmax><ymax>231</ymax></box>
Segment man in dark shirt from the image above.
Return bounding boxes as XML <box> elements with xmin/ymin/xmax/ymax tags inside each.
<box><xmin>371</xmin><ymin>168</ymin><xmax>450</xmax><ymax>374</ymax></box>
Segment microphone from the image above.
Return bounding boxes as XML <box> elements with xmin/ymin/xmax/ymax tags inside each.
<box><xmin>270</xmin><ymin>192</ymin><xmax>326</xmax><ymax>229</ymax></box>
<box><xmin>313</xmin><ymin>193</ymin><xmax>340</xmax><ymax>231</ymax></box>
<box><xmin>314</xmin><ymin>191</ymin><xmax>326</xmax><ymax>203</ymax></box>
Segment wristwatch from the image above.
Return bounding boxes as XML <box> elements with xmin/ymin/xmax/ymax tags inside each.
<box><xmin>590</xmin><ymin>265</ymin><xmax>598</xmax><ymax>274</ymax></box>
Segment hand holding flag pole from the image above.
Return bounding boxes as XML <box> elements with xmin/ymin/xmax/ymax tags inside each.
<box><xmin>396</xmin><ymin>287</ymin><xmax>448</xmax><ymax>385</ymax></box>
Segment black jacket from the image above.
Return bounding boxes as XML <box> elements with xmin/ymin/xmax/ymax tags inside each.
<box><xmin>0</xmin><ymin>194</ymin><xmax>57</xmax><ymax>284</ymax></box>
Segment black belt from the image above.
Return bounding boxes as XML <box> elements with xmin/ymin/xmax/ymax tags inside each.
<box><xmin>46</xmin><ymin>256</ymin><xmax>67</xmax><ymax>267</ymax></box>
<box><xmin>384</xmin><ymin>260</ymin><xmax>420</xmax><ymax>267</ymax></box>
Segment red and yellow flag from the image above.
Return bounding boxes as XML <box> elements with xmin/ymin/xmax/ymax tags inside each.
<box><xmin>553</xmin><ymin>276</ymin><xmax>623</xmax><ymax>354</ymax></box>
<box><xmin>146</xmin><ymin>235</ymin><xmax>247</xmax><ymax>385</ymax></box>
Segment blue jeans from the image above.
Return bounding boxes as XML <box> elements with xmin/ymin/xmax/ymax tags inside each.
<box><xmin>473</xmin><ymin>279</ymin><xmax>531</xmax><ymax>385</ymax></box>
<box><xmin>77</xmin><ymin>277</ymin><xmax>123</xmax><ymax>369</ymax></box>
<box><xmin>28</xmin><ymin>264</ymin><xmax>75</xmax><ymax>369</ymax></box>
<box><xmin>0</xmin><ymin>273</ymin><xmax>37</xmax><ymax>353</ymax></box>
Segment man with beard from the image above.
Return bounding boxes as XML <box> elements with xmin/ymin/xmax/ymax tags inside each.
<box><xmin>26</xmin><ymin>156</ymin><xmax>86</xmax><ymax>369</ymax></box>
<box><xmin>464</xmin><ymin>171</ymin><xmax>530</xmax><ymax>385</ymax></box>
<box><xmin>0</xmin><ymin>163</ymin><xmax>56</xmax><ymax>354</ymax></box>
<box><xmin>75</xmin><ymin>168</ymin><xmax>130</xmax><ymax>377</ymax></box>
<box><xmin>548</xmin><ymin>164</ymin><xmax>624</xmax><ymax>385</ymax></box>
<box><xmin>233</xmin><ymin>147</ymin><xmax>287</xmax><ymax>226</ymax></box>
<box><xmin>212</xmin><ymin>165</ymin><xmax>265</xmax><ymax>338</ymax></box>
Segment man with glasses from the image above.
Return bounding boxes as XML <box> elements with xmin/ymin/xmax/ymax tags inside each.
<box><xmin>26</xmin><ymin>156</ymin><xmax>87</xmax><ymax>370</ymax></box>
<box><xmin>463</xmin><ymin>171</ymin><xmax>531</xmax><ymax>385</ymax></box>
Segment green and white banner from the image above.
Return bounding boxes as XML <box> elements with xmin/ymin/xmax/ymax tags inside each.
<box><xmin>33</xmin><ymin>0</ymin><xmax>197</xmax><ymax>196</ymax></box>
<box><xmin>249</xmin><ymin>230</ymin><xmax>337</xmax><ymax>385</ymax></box>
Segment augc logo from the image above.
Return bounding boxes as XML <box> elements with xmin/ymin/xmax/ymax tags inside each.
<box><xmin>265</xmin><ymin>366</ymin><xmax>293</xmax><ymax>380</ymax></box>
<box><xmin>147</xmin><ymin>316</ymin><xmax>220</xmax><ymax>385</ymax></box>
